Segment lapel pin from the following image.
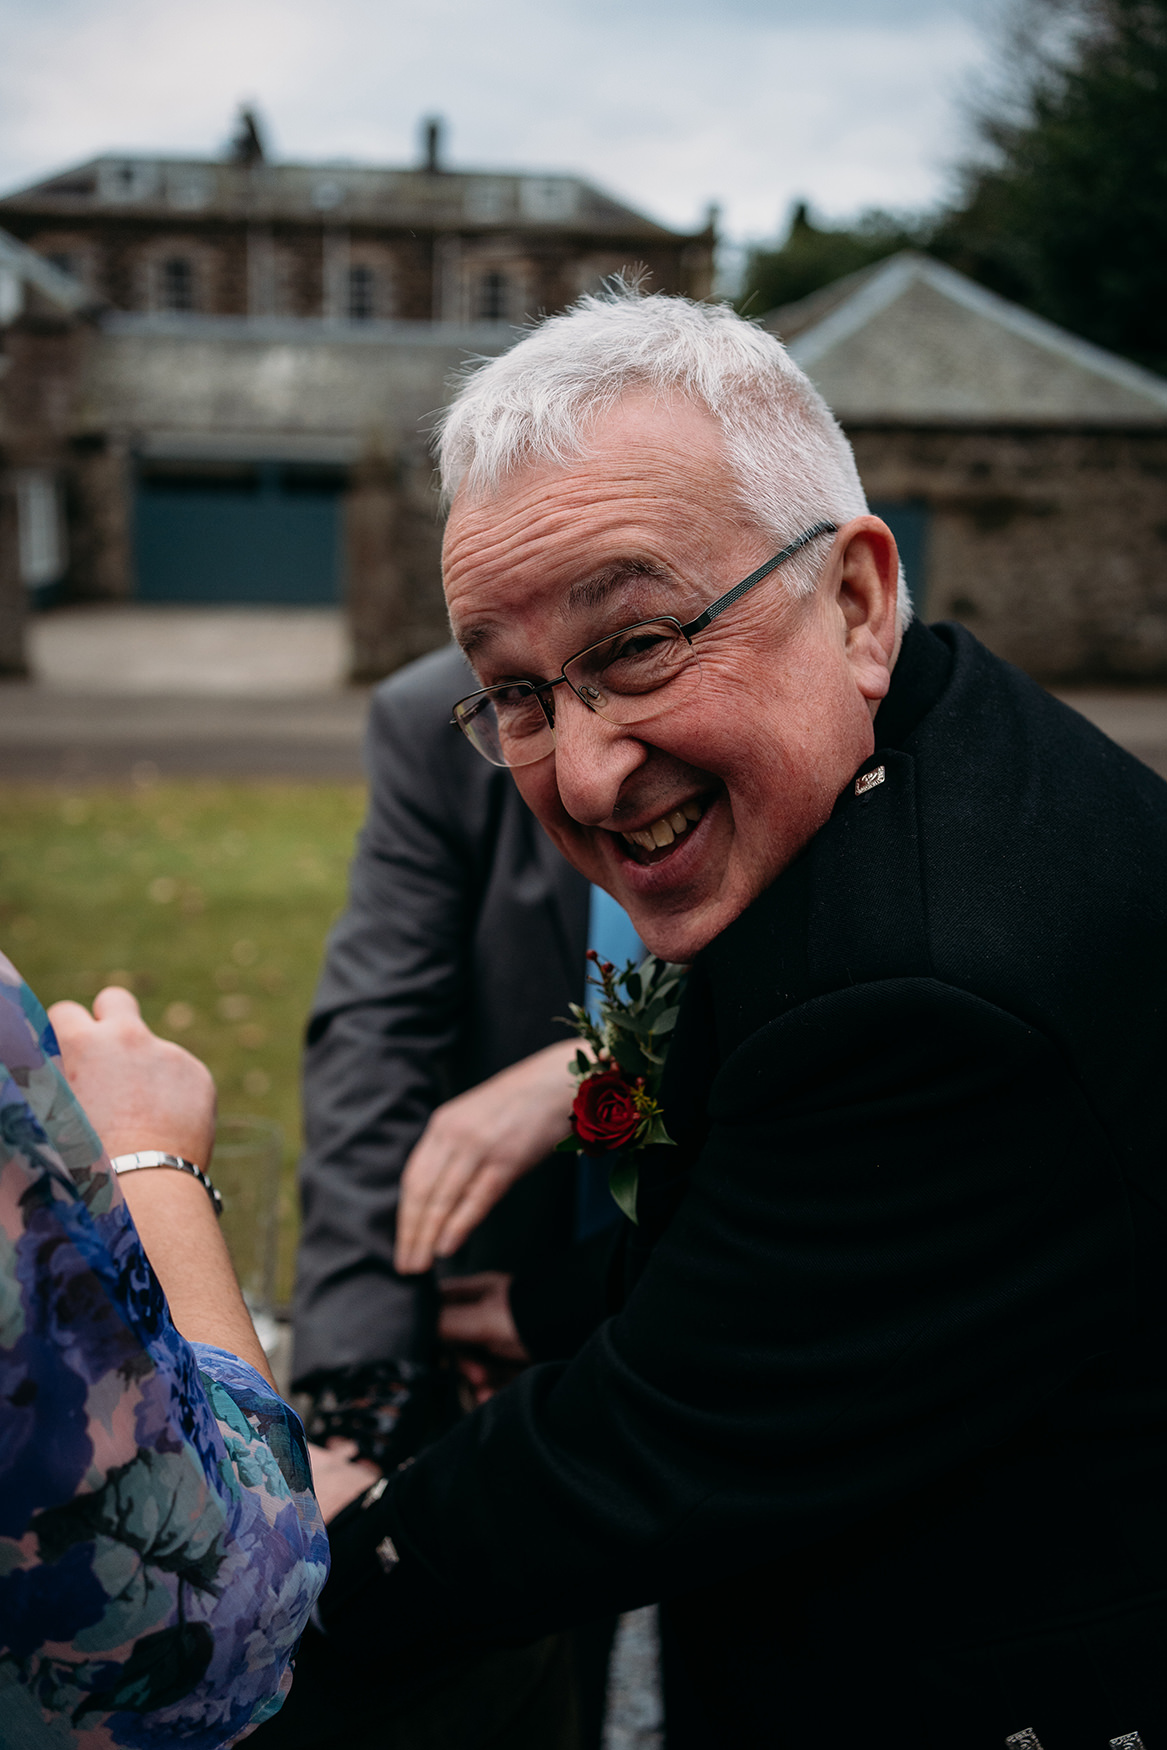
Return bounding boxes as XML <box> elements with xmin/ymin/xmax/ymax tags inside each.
<box><xmin>1006</xmin><ymin>1733</ymin><xmax>1043</xmax><ymax>1749</ymax></box>
<box><xmin>1110</xmin><ymin>1736</ymin><xmax>1145</xmax><ymax>1748</ymax></box>
<box><xmin>855</xmin><ymin>765</ymin><xmax>886</xmax><ymax>797</ymax></box>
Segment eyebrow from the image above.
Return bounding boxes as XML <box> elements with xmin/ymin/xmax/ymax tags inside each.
<box><xmin>457</xmin><ymin>559</ymin><xmax>672</xmax><ymax>665</ymax></box>
<box><xmin>564</xmin><ymin>558</ymin><xmax>670</xmax><ymax>613</ymax></box>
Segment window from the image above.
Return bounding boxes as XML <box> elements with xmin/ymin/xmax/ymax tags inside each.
<box><xmin>347</xmin><ymin>264</ymin><xmax>376</xmax><ymax>321</ymax></box>
<box><xmin>16</xmin><ymin>471</ymin><xmax>65</xmax><ymax>588</ymax></box>
<box><xmin>477</xmin><ymin>271</ymin><xmax>509</xmax><ymax>322</ymax></box>
<box><xmin>160</xmin><ymin>257</ymin><xmax>195</xmax><ymax>313</ymax></box>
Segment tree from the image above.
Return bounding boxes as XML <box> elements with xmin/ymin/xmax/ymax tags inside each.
<box><xmin>934</xmin><ymin>0</ymin><xmax>1167</xmax><ymax>371</ymax></box>
<box><xmin>738</xmin><ymin>203</ymin><xmax>926</xmax><ymax>319</ymax></box>
<box><xmin>740</xmin><ymin>1</ymin><xmax>1167</xmax><ymax>374</ymax></box>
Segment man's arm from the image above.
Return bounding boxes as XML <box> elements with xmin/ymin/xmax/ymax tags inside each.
<box><xmin>293</xmin><ymin>649</ymin><xmax>493</xmax><ymax>1391</ymax></box>
<box><xmin>321</xmin><ymin>977</ymin><xmax>1134</xmax><ymax>1647</ymax></box>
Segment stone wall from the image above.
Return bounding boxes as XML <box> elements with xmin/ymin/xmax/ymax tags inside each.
<box><xmin>850</xmin><ymin>424</ymin><xmax>1167</xmax><ymax>680</ymax></box>
<box><xmin>0</xmin><ymin>302</ymin><xmax>95</xmax><ymax>670</ymax></box>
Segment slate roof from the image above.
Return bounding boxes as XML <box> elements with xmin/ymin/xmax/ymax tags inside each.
<box><xmin>763</xmin><ymin>252</ymin><xmax>1167</xmax><ymax>424</ymax></box>
<box><xmin>0</xmin><ymin>155</ymin><xmax>688</xmax><ymax>240</ymax></box>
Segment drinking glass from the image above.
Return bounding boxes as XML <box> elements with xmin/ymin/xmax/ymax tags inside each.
<box><xmin>213</xmin><ymin>1114</ymin><xmax>283</xmax><ymax>1358</ymax></box>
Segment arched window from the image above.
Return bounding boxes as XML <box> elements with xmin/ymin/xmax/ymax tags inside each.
<box><xmin>160</xmin><ymin>257</ymin><xmax>195</xmax><ymax>312</ymax></box>
<box><xmin>477</xmin><ymin>271</ymin><xmax>509</xmax><ymax>322</ymax></box>
<box><xmin>347</xmin><ymin>265</ymin><xmax>376</xmax><ymax>321</ymax></box>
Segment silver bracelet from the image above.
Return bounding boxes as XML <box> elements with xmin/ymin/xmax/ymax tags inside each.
<box><xmin>109</xmin><ymin>1151</ymin><xmax>224</xmax><ymax>1217</ymax></box>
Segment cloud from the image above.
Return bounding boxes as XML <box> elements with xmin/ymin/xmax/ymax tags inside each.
<box><xmin>0</xmin><ymin>0</ymin><xmax>992</xmax><ymax>240</ymax></box>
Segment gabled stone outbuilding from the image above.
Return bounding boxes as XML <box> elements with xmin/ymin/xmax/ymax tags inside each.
<box><xmin>766</xmin><ymin>253</ymin><xmax>1167</xmax><ymax>680</ymax></box>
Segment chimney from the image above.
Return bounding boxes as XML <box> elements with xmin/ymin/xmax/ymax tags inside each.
<box><xmin>421</xmin><ymin>116</ymin><xmax>444</xmax><ymax>174</ymax></box>
<box><xmin>230</xmin><ymin>106</ymin><xmax>266</xmax><ymax>166</ymax></box>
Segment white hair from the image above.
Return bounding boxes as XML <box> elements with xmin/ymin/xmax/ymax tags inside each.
<box><xmin>437</xmin><ymin>284</ymin><xmax>910</xmax><ymax>619</ymax></box>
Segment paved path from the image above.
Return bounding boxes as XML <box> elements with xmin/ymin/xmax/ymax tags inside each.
<box><xmin>0</xmin><ymin>686</ymin><xmax>370</xmax><ymax>781</ymax></box>
<box><xmin>28</xmin><ymin>606</ymin><xmax>350</xmax><ymax>696</ymax></box>
<box><xmin>5</xmin><ymin>608</ymin><xmax>369</xmax><ymax>781</ymax></box>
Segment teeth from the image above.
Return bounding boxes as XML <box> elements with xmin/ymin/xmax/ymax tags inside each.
<box><xmin>621</xmin><ymin>798</ymin><xmax>706</xmax><ymax>855</ymax></box>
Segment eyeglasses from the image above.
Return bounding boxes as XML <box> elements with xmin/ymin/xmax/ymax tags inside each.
<box><xmin>450</xmin><ymin>519</ymin><xmax>838</xmax><ymax>768</ymax></box>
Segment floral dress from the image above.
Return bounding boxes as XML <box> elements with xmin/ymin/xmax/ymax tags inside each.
<box><xmin>0</xmin><ymin>953</ymin><xmax>329</xmax><ymax>1747</ymax></box>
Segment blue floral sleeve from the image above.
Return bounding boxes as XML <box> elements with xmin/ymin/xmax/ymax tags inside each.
<box><xmin>0</xmin><ymin>953</ymin><xmax>329</xmax><ymax>1747</ymax></box>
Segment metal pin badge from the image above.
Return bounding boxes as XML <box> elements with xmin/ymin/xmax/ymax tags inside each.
<box><xmin>1005</xmin><ymin>1732</ymin><xmax>1044</xmax><ymax>1750</ymax></box>
<box><xmin>1110</xmin><ymin>1735</ymin><xmax>1145</xmax><ymax>1749</ymax></box>
<box><xmin>375</xmin><ymin>1534</ymin><xmax>400</xmax><ymax>1574</ymax></box>
<box><xmin>855</xmin><ymin>764</ymin><xmax>886</xmax><ymax>797</ymax></box>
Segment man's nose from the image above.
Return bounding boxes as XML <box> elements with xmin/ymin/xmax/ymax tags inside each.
<box><xmin>552</xmin><ymin>687</ymin><xmax>645</xmax><ymax>825</ymax></box>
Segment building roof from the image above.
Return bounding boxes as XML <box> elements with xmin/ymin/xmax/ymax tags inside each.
<box><xmin>0</xmin><ymin>226</ymin><xmax>90</xmax><ymax>319</ymax></box>
<box><xmin>0</xmin><ymin>154</ymin><xmax>692</xmax><ymax>240</ymax></box>
<box><xmin>764</xmin><ymin>252</ymin><xmax>1167</xmax><ymax>424</ymax></box>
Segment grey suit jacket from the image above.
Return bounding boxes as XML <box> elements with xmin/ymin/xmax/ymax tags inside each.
<box><xmin>291</xmin><ymin>642</ymin><xmax>589</xmax><ymax>1387</ymax></box>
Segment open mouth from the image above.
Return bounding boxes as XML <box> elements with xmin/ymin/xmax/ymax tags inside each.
<box><xmin>618</xmin><ymin>797</ymin><xmax>708</xmax><ymax>864</ymax></box>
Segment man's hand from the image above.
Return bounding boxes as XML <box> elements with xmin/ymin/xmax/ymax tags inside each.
<box><xmin>439</xmin><ymin>1271</ymin><xmax>529</xmax><ymax>1359</ymax></box>
<box><xmin>394</xmin><ymin>1041</ymin><xmax>578</xmax><ymax>1274</ymax></box>
<box><xmin>439</xmin><ymin>1272</ymin><xmax>531</xmax><ymax>1405</ymax></box>
<box><xmin>307</xmin><ymin>1438</ymin><xmax>382</xmax><ymax>1523</ymax></box>
<box><xmin>49</xmin><ymin>985</ymin><xmax>216</xmax><ymax>1167</ymax></box>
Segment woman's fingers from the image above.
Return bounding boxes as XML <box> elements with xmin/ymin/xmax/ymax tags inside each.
<box><xmin>92</xmin><ymin>984</ymin><xmax>143</xmax><ymax>1022</ymax></box>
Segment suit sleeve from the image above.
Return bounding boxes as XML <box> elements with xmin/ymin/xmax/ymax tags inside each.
<box><xmin>321</xmin><ymin>976</ymin><xmax>1135</xmax><ymax>1644</ymax></box>
<box><xmin>291</xmin><ymin>670</ymin><xmax>487</xmax><ymax>1385</ymax></box>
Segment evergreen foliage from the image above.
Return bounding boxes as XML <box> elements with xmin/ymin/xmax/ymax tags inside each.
<box><xmin>739</xmin><ymin>1</ymin><xmax>1167</xmax><ymax>373</ymax></box>
<box><xmin>740</xmin><ymin>203</ymin><xmax>926</xmax><ymax>318</ymax></box>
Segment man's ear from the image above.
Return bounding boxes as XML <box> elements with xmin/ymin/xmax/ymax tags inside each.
<box><xmin>834</xmin><ymin>516</ymin><xmax>900</xmax><ymax>708</ymax></box>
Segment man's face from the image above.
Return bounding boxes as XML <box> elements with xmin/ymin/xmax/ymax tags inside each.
<box><xmin>444</xmin><ymin>392</ymin><xmax>897</xmax><ymax>962</ymax></box>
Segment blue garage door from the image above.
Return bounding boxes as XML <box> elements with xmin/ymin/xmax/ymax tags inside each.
<box><xmin>870</xmin><ymin>499</ymin><xmax>930</xmax><ymax>619</ymax></box>
<box><xmin>135</xmin><ymin>462</ymin><xmax>345</xmax><ymax>604</ymax></box>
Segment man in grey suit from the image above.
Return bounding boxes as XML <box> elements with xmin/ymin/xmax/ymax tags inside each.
<box><xmin>292</xmin><ymin>638</ymin><xmax>593</xmax><ymax>1443</ymax></box>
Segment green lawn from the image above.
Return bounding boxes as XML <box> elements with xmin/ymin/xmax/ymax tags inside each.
<box><xmin>0</xmin><ymin>779</ymin><xmax>367</xmax><ymax>1303</ymax></box>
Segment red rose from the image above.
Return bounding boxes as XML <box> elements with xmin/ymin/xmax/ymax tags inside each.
<box><xmin>571</xmin><ymin>1069</ymin><xmax>643</xmax><ymax>1152</ymax></box>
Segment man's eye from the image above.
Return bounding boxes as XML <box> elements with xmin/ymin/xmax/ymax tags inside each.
<box><xmin>608</xmin><ymin>631</ymin><xmax>668</xmax><ymax>660</ymax></box>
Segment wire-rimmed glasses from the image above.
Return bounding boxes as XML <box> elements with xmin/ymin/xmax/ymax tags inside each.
<box><xmin>451</xmin><ymin>519</ymin><xmax>838</xmax><ymax>768</ymax></box>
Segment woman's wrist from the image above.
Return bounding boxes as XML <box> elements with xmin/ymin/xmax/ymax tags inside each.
<box><xmin>109</xmin><ymin>1151</ymin><xmax>223</xmax><ymax>1216</ymax></box>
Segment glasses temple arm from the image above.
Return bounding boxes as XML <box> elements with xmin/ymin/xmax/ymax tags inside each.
<box><xmin>680</xmin><ymin>519</ymin><xmax>838</xmax><ymax>637</ymax></box>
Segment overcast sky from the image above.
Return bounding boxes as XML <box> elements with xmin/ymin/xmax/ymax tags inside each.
<box><xmin>0</xmin><ymin>0</ymin><xmax>1001</xmax><ymax>247</ymax></box>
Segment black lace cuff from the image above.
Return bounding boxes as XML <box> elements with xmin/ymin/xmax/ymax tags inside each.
<box><xmin>299</xmin><ymin>1360</ymin><xmax>437</xmax><ymax>1469</ymax></box>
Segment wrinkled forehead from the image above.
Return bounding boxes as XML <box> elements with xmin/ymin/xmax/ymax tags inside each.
<box><xmin>442</xmin><ymin>395</ymin><xmax>750</xmax><ymax>669</ymax></box>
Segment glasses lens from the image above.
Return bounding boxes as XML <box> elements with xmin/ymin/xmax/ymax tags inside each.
<box><xmin>455</xmin><ymin>685</ymin><xmax>554</xmax><ymax>768</ymax></box>
<box><xmin>565</xmin><ymin>620</ymin><xmax>697</xmax><ymax>721</ymax></box>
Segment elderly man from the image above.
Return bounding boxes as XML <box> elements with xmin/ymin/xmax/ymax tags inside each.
<box><xmin>313</xmin><ymin>290</ymin><xmax>1167</xmax><ymax>1748</ymax></box>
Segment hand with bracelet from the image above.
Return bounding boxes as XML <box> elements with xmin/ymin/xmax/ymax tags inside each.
<box><xmin>50</xmin><ymin>984</ymin><xmax>381</xmax><ymax>1514</ymax></box>
<box><xmin>49</xmin><ymin>983</ymin><xmax>275</xmax><ymax>1385</ymax></box>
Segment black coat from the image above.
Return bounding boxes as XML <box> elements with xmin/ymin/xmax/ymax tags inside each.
<box><xmin>323</xmin><ymin>623</ymin><xmax>1167</xmax><ymax>1749</ymax></box>
<box><xmin>292</xmin><ymin>642</ymin><xmax>588</xmax><ymax>1386</ymax></box>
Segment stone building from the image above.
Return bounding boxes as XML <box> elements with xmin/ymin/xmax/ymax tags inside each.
<box><xmin>765</xmin><ymin>253</ymin><xmax>1167</xmax><ymax>681</ymax></box>
<box><xmin>0</xmin><ymin>116</ymin><xmax>713</xmax><ymax>677</ymax></box>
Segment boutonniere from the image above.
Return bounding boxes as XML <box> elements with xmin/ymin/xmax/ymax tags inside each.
<box><xmin>555</xmin><ymin>951</ymin><xmax>687</xmax><ymax>1223</ymax></box>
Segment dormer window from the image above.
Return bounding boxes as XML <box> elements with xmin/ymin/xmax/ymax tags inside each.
<box><xmin>477</xmin><ymin>271</ymin><xmax>509</xmax><ymax>322</ymax></box>
<box><xmin>160</xmin><ymin>257</ymin><xmax>195</xmax><ymax>312</ymax></box>
<box><xmin>347</xmin><ymin>265</ymin><xmax>376</xmax><ymax>321</ymax></box>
